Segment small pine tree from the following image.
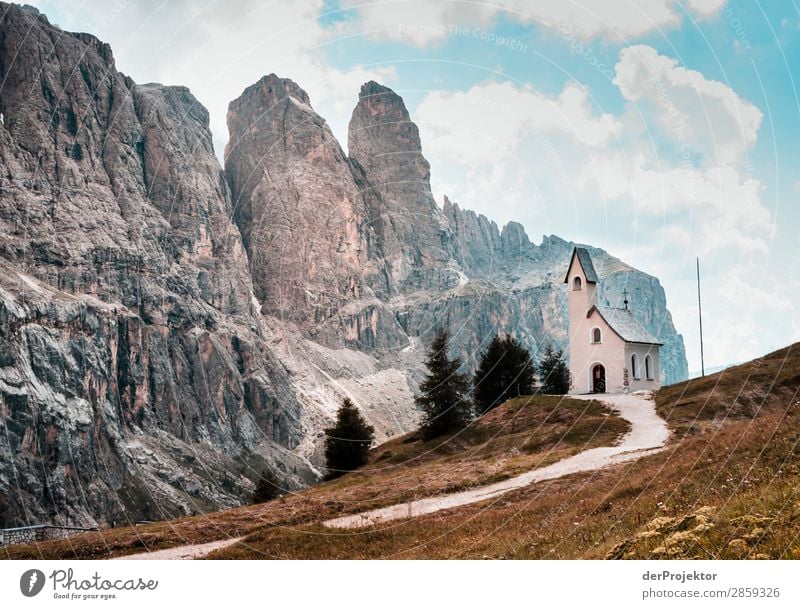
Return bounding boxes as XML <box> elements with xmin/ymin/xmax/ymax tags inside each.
<box><xmin>538</xmin><ymin>345</ymin><xmax>571</xmax><ymax>394</ymax></box>
<box><xmin>473</xmin><ymin>334</ymin><xmax>536</xmax><ymax>412</ymax></box>
<box><xmin>324</xmin><ymin>398</ymin><xmax>375</xmax><ymax>480</ymax></box>
<box><xmin>252</xmin><ymin>468</ymin><xmax>284</xmax><ymax>504</ymax></box>
<box><xmin>416</xmin><ymin>327</ymin><xmax>474</xmax><ymax>439</ymax></box>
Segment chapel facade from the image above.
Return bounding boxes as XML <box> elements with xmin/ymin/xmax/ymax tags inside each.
<box><xmin>565</xmin><ymin>247</ymin><xmax>662</xmax><ymax>394</ymax></box>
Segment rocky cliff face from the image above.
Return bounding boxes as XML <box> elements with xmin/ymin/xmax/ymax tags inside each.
<box><xmin>0</xmin><ymin>4</ymin><xmax>314</xmax><ymax>528</ymax></box>
<box><xmin>225</xmin><ymin>75</ymin><xmax>384</xmax><ymax>325</ymax></box>
<box><xmin>348</xmin><ymin>82</ymin><xmax>452</xmax><ymax>290</ymax></box>
<box><xmin>0</xmin><ymin>3</ymin><xmax>687</xmax><ymax>528</ymax></box>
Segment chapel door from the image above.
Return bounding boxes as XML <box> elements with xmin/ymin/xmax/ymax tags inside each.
<box><xmin>592</xmin><ymin>364</ymin><xmax>606</xmax><ymax>393</ymax></box>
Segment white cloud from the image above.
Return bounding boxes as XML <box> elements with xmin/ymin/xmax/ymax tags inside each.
<box><xmin>414</xmin><ymin>50</ymin><xmax>771</xmax><ymax>258</ymax></box>
<box><xmin>575</xmin><ymin>45</ymin><xmax>771</xmax><ymax>254</ymax></box>
<box><xmin>700</xmin><ymin>266</ymin><xmax>796</xmax><ymax>367</ymax></box>
<box><xmin>614</xmin><ymin>45</ymin><xmax>763</xmax><ymax>164</ymax></box>
<box><xmin>342</xmin><ymin>1</ymin><xmax>495</xmax><ymax>46</ymax></box>
<box><xmin>686</xmin><ymin>0</ymin><xmax>726</xmax><ymax>16</ymax></box>
<box><xmin>415</xmin><ymin>80</ymin><xmax>619</xmax><ymax>230</ymax></box>
<box><xmin>577</xmin><ymin>156</ymin><xmax>771</xmax><ymax>254</ymax></box>
<box><xmin>341</xmin><ymin>0</ymin><xmax>725</xmax><ymax>46</ymax></box>
<box><xmin>416</xmin><ymin>80</ymin><xmax>619</xmax><ymax>166</ymax></box>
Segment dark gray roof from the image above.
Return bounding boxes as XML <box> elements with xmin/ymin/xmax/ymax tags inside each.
<box><xmin>590</xmin><ymin>305</ymin><xmax>663</xmax><ymax>345</ymax></box>
<box><xmin>564</xmin><ymin>247</ymin><xmax>598</xmax><ymax>283</ymax></box>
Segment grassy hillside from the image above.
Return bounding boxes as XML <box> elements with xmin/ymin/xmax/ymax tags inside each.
<box><xmin>220</xmin><ymin>342</ymin><xmax>800</xmax><ymax>559</ymax></box>
<box><xmin>2</xmin><ymin>395</ymin><xmax>627</xmax><ymax>559</ymax></box>
<box><xmin>5</xmin><ymin>342</ymin><xmax>798</xmax><ymax>560</ymax></box>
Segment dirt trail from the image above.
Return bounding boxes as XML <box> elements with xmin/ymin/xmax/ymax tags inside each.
<box><xmin>324</xmin><ymin>392</ymin><xmax>670</xmax><ymax>529</ymax></box>
<box><xmin>113</xmin><ymin>536</ymin><xmax>243</xmax><ymax>560</ymax></box>
<box><xmin>111</xmin><ymin>393</ymin><xmax>669</xmax><ymax>556</ymax></box>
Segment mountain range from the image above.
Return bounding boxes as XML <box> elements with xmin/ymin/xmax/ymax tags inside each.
<box><xmin>0</xmin><ymin>3</ymin><xmax>686</xmax><ymax>527</ymax></box>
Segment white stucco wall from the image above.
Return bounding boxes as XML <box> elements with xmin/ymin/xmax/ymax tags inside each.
<box><xmin>567</xmin><ymin>254</ymin><xmax>595</xmax><ymax>393</ymax></box>
<box><xmin>569</xmin><ymin>309</ymin><xmax>628</xmax><ymax>394</ymax></box>
<box><xmin>566</xmin><ymin>253</ymin><xmax>628</xmax><ymax>394</ymax></box>
<box><xmin>624</xmin><ymin>344</ymin><xmax>661</xmax><ymax>391</ymax></box>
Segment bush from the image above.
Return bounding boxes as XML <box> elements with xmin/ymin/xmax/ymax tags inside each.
<box><xmin>473</xmin><ymin>334</ymin><xmax>536</xmax><ymax>412</ymax></box>
<box><xmin>416</xmin><ymin>327</ymin><xmax>474</xmax><ymax>439</ymax></box>
<box><xmin>324</xmin><ymin>398</ymin><xmax>375</xmax><ymax>479</ymax></box>
<box><xmin>252</xmin><ymin>468</ymin><xmax>284</xmax><ymax>503</ymax></box>
<box><xmin>538</xmin><ymin>344</ymin><xmax>571</xmax><ymax>394</ymax></box>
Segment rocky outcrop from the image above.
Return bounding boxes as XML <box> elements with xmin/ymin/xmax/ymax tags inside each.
<box><xmin>224</xmin><ymin>72</ymin><xmax>687</xmax><ymax>392</ymax></box>
<box><xmin>442</xmin><ymin>196</ymin><xmax>502</xmax><ymax>276</ymax></box>
<box><xmin>225</xmin><ymin>75</ymin><xmax>382</xmax><ymax>324</ymax></box>
<box><xmin>349</xmin><ymin>81</ymin><xmax>453</xmax><ymax>290</ymax></box>
<box><xmin>0</xmin><ymin>4</ymin><xmax>314</xmax><ymax>528</ymax></box>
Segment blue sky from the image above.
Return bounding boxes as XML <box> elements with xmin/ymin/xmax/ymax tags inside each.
<box><xmin>28</xmin><ymin>0</ymin><xmax>800</xmax><ymax>373</ymax></box>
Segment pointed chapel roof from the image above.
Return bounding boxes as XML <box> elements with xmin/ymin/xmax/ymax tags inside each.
<box><xmin>588</xmin><ymin>305</ymin><xmax>663</xmax><ymax>346</ymax></box>
<box><xmin>563</xmin><ymin>247</ymin><xmax>598</xmax><ymax>283</ymax></box>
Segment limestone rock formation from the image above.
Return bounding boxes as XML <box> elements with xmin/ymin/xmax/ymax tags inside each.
<box><xmin>0</xmin><ymin>4</ymin><xmax>314</xmax><ymax>528</ymax></box>
<box><xmin>348</xmin><ymin>82</ymin><xmax>452</xmax><ymax>291</ymax></box>
<box><xmin>225</xmin><ymin>75</ymin><xmax>385</xmax><ymax>325</ymax></box>
<box><xmin>226</xmin><ymin>73</ymin><xmax>687</xmax><ymax>395</ymax></box>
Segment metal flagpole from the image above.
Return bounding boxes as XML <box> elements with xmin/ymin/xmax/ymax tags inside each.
<box><xmin>697</xmin><ymin>257</ymin><xmax>705</xmax><ymax>377</ymax></box>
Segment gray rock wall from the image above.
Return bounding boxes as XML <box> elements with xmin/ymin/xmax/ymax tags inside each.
<box><xmin>0</xmin><ymin>4</ymin><xmax>314</xmax><ymax>528</ymax></box>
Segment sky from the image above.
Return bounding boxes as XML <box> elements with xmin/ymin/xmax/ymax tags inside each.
<box><xmin>27</xmin><ymin>0</ymin><xmax>800</xmax><ymax>374</ymax></box>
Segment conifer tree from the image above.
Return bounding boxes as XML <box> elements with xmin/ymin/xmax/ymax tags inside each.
<box><xmin>416</xmin><ymin>328</ymin><xmax>474</xmax><ymax>439</ymax></box>
<box><xmin>473</xmin><ymin>334</ymin><xmax>536</xmax><ymax>412</ymax></box>
<box><xmin>324</xmin><ymin>398</ymin><xmax>375</xmax><ymax>479</ymax></box>
<box><xmin>538</xmin><ymin>344</ymin><xmax>571</xmax><ymax>394</ymax></box>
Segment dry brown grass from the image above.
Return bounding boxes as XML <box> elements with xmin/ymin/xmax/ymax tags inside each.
<box><xmin>208</xmin><ymin>342</ymin><xmax>800</xmax><ymax>559</ymax></box>
<box><xmin>213</xmin><ymin>404</ymin><xmax>800</xmax><ymax>559</ymax></box>
<box><xmin>657</xmin><ymin>342</ymin><xmax>800</xmax><ymax>433</ymax></box>
<box><xmin>8</xmin><ymin>340</ymin><xmax>799</xmax><ymax>560</ymax></box>
<box><xmin>2</xmin><ymin>395</ymin><xmax>627</xmax><ymax>559</ymax></box>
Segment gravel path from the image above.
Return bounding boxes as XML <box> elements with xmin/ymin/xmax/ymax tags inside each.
<box><xmin>113</xmin><ymin>536</ymin><xmax>243</xmax><ymax>560</ymax></box>
<box><xmin>109</xmin><ymin>393</ymin><xmax>669</xmax><ymax>555</ymax></box>
<box><xmin>324</xmin><ymin>392</ymin><xmax>670</xmax><ymax>529</ymax></box>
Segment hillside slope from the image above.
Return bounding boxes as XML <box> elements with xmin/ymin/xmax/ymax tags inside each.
<box><xmin>214</xmin><ymin>342</ymin><xmax>800</xmax><ymax>559</ymax></box>
<box><xmin>8</xmin><ymin>341</ymin><xmax>793</xmax><ymax>560</ymax></box>
<box><xmin>3</xmin><ymin>395</ymin><xmax>629</xmax><ymax>558</ymax></box>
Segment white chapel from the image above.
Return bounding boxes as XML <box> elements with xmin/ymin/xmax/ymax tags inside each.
<box><xmin>564</xmin><ymin>247</ymin><xmax>662</xmax><ymax>394</ymax></box>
